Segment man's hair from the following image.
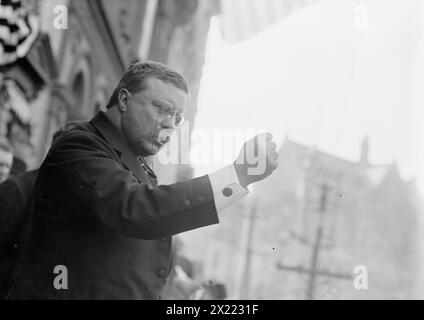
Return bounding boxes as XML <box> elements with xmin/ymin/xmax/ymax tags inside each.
<box><xmin>106</xmin><ymin>61</ymin><xmax>188</xmax><ymax>109</ymax></box>
<box><xmin>0</xmin><ymin>138</ymin><xmax>12</xmax><ymax>153</ymax></box>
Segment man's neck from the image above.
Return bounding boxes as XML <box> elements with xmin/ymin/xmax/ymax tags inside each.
<box><xmin>105</xmin><ymin>107</ymin><xmax>122</xmax><ymax>132</ymax></box>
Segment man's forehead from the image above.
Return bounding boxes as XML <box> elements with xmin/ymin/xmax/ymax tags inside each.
<box><xmin>143</xmin><ymin>78</ymin><xmax>188</xmax><ymax>109</ymax></box>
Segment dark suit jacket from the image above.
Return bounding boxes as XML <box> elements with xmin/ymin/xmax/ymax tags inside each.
<box><xmin>8</xmin><ymin>112</ymin><xmax>218</xmax><ymax>299</ymax></box>
<box><xmin>10</xmin><ymin>157</ymin><xmax>27</xmax><ymax>176</ymax></box>
<box><xmin>0</xmin><ymin>170</ymin><xmax>38</xmax><ymax>298</ymax></box>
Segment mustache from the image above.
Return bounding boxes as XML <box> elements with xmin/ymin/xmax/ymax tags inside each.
<box><xmin>155</xmin><ymin>129</ymin><xmax>174</xmax><ymax>143</ymax></box>
<box><xmin>152</xmin><ymin>135</ymin><xmax>170</xmax><ymax>143</ymax></box>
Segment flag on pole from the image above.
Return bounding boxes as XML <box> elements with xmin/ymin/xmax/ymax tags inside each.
<box><xmin>0</xmin><ymin>0</ymin><xmax>39</xmax><ymax>66</ymax></box>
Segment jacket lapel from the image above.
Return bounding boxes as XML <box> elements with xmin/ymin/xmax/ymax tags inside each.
<box><xmin>90</xmin><ymin>112</ymin><xmax>149</xmax><ymax>184</ymax></box>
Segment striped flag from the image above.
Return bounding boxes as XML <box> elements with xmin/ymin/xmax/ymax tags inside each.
<box><xmin>0</xmin><ymin>0</ymin><xmax>39</xmax><ymax>66</ymax></box>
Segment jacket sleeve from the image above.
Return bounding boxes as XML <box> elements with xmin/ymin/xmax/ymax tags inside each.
<box><xmin>44</xmin><ymin>132</ymin><xmax>219</xmax><ymax>240</ymax></box>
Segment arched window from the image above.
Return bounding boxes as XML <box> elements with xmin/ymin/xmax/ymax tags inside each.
<box><xmin>72</xmin><ymin>72</ymin><xmax>84</xmax><ymax>107</ymax></box>
<box><xmin>68</xmin><ymin>72</ymin><xmax>85</xmax><ymax>120</ymax></box>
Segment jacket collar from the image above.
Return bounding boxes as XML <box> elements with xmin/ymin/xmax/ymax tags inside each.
<box><xmin>90</xmin><ymin>111</ymin><xmax>148</xmax><ymax>183</ymax></box>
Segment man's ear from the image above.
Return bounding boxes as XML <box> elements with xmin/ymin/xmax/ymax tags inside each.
<box><xmin>118</xmin><ymin>89</ymin><xmax>130</xmax><ymax>113</ymax></box>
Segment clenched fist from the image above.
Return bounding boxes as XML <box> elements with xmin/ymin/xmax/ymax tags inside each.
<box><xmin>233</xmin><ymin>133</ymin><xmax>279</xmax><ymax>188</ymax></box>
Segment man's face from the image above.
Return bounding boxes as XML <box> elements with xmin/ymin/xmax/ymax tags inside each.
<box><xmin>121</xmin><ymin>78</ymin><xmax>188</xmax><ymax>156</ymax></box>
<box><xmin>0</xmin><ymin>149</ymin><xmax>13</xmax><ymax>183</ymax></box>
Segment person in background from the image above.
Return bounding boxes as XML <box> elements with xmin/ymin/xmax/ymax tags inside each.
<box><xmin>6</xmin><ymin>113</ymin><xmax>32</xmax><ymax>175</ymax></box>
<box><xmin>192</xmin><ymin>282</ymin><xmax>227</xmax><ymax>300</ymax></box>
<box><xmin>161</xmin><ymin>237</ymin><xmax>202</xmax><ymax>299</ymax></box>
<box><xmin>0</xmin><ymin>138</ymin><xmax>13</xmax><ymax>183</ymax></box>
<box><xmin>0</xmin><ymin>121</ymin><xmax>81</xmax><ymax>299</ymax></box>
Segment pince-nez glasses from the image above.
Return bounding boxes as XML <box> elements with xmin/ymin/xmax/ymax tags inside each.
<box><xmin>153</xmin><ymin>103</ymin><xmax>185</xmax><ymax>127</ymax></box>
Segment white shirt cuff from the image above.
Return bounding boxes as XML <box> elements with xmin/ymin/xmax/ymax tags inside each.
<box><xmin>208</xmin><ymin>164</ymin><xmax>249</xmax><ymax>213</ymax></box>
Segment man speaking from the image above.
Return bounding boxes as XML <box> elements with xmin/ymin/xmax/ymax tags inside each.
<box><xmin>8</xmin><ymin>61</ymin><xmax>278</xmax><ymax>299</ymax></box>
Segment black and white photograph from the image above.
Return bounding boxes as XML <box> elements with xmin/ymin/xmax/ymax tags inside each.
<box><xmin>0</xmin><ymin>0</ymin><xmax>423</xmax><ymax>303</ymax></box>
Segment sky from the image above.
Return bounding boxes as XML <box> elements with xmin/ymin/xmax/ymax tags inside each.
<box><xmin>192</xmin><ymin>0</ymin><xmax>424</xmax><ymax>193</ymax></box>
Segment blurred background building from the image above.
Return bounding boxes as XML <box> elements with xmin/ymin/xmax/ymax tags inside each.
<box><xmin>1</xmin><ymin>0</ymin><xmax>423</xmax><ymax>299</ymax></box>
<box><xmin>233</xmin><ymin>137</ymin><xmax>420</xmax><ymax>299</ymax></box>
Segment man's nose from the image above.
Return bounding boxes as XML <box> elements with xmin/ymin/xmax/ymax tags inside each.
<box><xmin>162</xmin><ymin>116</ymin><xmax>177</xmax><ymax>130</ymax></box>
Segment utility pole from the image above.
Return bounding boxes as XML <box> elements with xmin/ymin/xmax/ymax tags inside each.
<box><xmin>236</xmin><ymin>194</ymin><xmax>257</xmax><ymax>300</ymax></box>
<box><xmin>277</xmin><ymin>184</ymin><xmax>351</xmax><ymax>299</ymax></box>
<box><xmin>306</xmin><ymin>184</ymin><xmax>328</xmax><ymax>300</ymax></box>
<box><xmin>239</xmin><ymin>202</ymin><xmax>257</xmax><ymax>299</ymax></box>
